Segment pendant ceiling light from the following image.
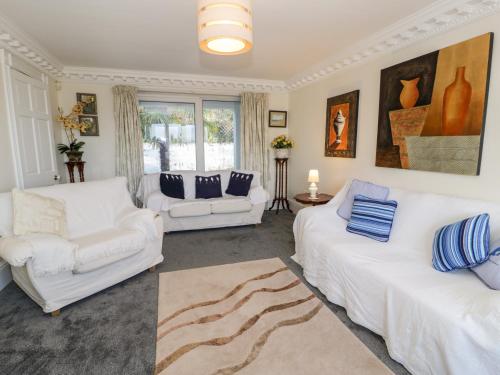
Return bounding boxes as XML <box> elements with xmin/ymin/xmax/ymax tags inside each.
<box><xmin>198</xmin><ymin>0</ymin><xmax>253</xmax><ymax>55</ymax></box>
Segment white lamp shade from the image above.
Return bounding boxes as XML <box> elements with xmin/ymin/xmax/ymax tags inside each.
<box><xmin>308</xmin><ymin>169</ymin><xmax>319</xmax><ymax>183</ymax></box>
<box><xmin>198</xmin><ymin>0</ymin><xmax>253</xmax><ymax>55</ymax></box>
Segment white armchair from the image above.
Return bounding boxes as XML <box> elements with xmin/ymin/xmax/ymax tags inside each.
<box><xmin>0</xmin><ymin>177</ymin><xmax>164</xmax><ymax>315</ymax></box>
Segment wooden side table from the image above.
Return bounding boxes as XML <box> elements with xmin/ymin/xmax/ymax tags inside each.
<box><xmin>269</xmin><ymin>158</ymin><xmax>292</xmax><ymax>214</ymax></box>
<box><xmin>294</xmin><ymin>193</ymin><xmax>334</xmax><ymax>206</ymax></box>
<box><xmin>65</xmin><ymin>161</ymin><xmax>86</xmax><ymax>183</ymax></box>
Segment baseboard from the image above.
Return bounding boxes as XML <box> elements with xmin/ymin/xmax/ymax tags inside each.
<box><xmin>0</xmin><ymin>260</ymin><xmax>12</xmax><ymax>291</ymax></box>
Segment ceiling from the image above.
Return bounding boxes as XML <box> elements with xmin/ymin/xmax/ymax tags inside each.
<box><xmin>0</xmin><ymin>0</ymin><xmax>440</xmax><ymax>80</ymax></box>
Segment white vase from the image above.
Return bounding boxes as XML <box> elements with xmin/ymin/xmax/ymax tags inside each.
<box><xmin>274</xmin><ymin>148</ymin><xmax>290</xmax><ymax>159</ymax></box>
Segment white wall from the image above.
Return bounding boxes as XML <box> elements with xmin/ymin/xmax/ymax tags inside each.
<box><xmin>267</xmin><ymin>92</ymin><xmax>289</xmax><ymax>204</ymax></box>
<box><xmin>288</xmin><ymin>13</ymin><xmax>500</xmax><ymax>203</ymax></box>
<box><xmin>57</xmin><ymin>82</ymin><xmax>289</xmax><ymax>199</ymax></box>
<box><xmin>56</xmin><ymin>82</ymin><xmax>116</xmax><ymax>182</ymax></box>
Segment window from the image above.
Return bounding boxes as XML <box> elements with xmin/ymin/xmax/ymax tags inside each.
<box><xmin>203</xmin><ymin>101</ymin><xmax>240</xmax><ymax>171</ymax></box>
<box><xmin>139</xmin><ymin>95</ymin><xmax>240</xmax><ymax>173</ymax></box>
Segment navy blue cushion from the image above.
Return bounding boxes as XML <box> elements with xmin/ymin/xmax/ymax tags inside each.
<box><xmin>432</xmin><ymin>213</ymin><xmax>490</xmax><ymax>272</ymax></box>
<box><xmin>346</xmin><ymin>195</ymin><xmax>398</xmax><ymax>242</ymax></box>
<box><xmin>160</xmin><ymin>173</ymin><xmax>184</xmax><ymax>199</ymax></box>
<box><xmin>195</xmin><ymin>174</ymin><xmax>222</xmax><ymax>199</ymax></box>
<box><xmin>226</xmin><ymin>171</ymin><xmax>254</xmax><ymax>196</ymax></box>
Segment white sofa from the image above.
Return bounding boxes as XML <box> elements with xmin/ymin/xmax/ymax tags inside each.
<box><xmin>0</xmin><ymin>177</ymin><xmax>163</xmax><ymax>314</ymax></box>
<box><xmin>293</xmin><ymin>180</ymin><xmax>500</xmax><ymax>375</ymax></box>
<box><xmin>140</xmin><ymin>170</ymin><xmax>269</xmax><ymax>232</ymax></box>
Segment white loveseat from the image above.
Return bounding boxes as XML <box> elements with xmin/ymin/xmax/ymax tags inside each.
<box><xmin>140</xmin><ymin>170</ymin><xmax>268</xmax><ymax>232</ymax></box>
<box><xmin>0</xmin><ymin>177</ymin><xmax>164</xmax><ymax>314</ymax></box>
<box><xmin>294</xmin><ymin>180</ymin><xmax>500</xmax><ymax>375</ymax></box>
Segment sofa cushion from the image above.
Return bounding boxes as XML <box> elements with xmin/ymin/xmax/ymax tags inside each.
<box><xmin>73</xmin><ymin>228</ymin><xmax>146</xmax><ymax>274</ymax></box>
<box><xmin>211</xmin><ymin>197</ymin><xmax>252</xmax><ymax>214</ymax></box>
<box><xmin>226</xmin><ymin>171</ymin><xmax>254</xmax><ymax>196</ymax></box>
<box><xmin>169</xmin><ymin>201</ymin><xmax>211</xmax><ymax>218</ymax></box>
<box><xmin>337</xmin><ymin>179</ymin><xmax>389</xmax><ymax>220</ymax></box>
<box><xmin>195</xmin><ymin>174</ymin><xmax>222</xmax><ymax>199</ymax></box>
<box><xmin>160</xmin><ymin>173</ymin><xmax>185</xmax><ymax>199</ymax></box>
<box><xmin>432</xmin><ymin>213</ymin><xmax>490</xmax><ymax>272</ymax></box>
<box><xmin>12</xmin><ymin>189</ymin><xmax>67</xmax><ymax>237</ymax></box>
<box><xmin>346</xmin><ymin>195</ymin><xmax>398</xmax><ymax>242</ymax></box>
<box><xmin>471</xmin><ymin>251</ymin><xmax>500</xmax><ymax>290</ymax></box>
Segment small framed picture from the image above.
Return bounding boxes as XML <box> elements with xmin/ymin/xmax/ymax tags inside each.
<box><xmin>76</xmin><ymin>93</ymin><xmax>97</xmax><ymax>115</ymax></box>
<box><xmin>269</xmin><ymin>110</ymin><xmax>287</xmax><ymax>128</ymax></box>
<box><xmin>79</xmin><ymin>115</ymin><xmax>99</xmax><ymax>136</ymax></box>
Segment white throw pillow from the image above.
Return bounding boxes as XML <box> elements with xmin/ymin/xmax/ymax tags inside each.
<box><xmin>12</xmin><ymin>189</ymin><xmax>67</xmax><ymax>237</ymax></box>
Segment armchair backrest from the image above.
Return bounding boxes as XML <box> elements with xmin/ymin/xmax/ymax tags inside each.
<box><xmin>1</xmin><ymin>177</ymin><xmax>134</xmax><ymax>239</ymax></box>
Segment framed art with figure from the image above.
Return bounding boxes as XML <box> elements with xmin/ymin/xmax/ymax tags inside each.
<box><xmin>325</xmin><ymin>90</ymin><xmax>359</xmax><ymax>158</ymax></box>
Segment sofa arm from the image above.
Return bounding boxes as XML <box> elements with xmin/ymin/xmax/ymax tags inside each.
<box><xmin>116</xmin><ymin>207</ymin><xmax>162</xmax><ymax>240</ymax></box>
<box><xmin>0</xmin><ymin>236</ymin><xmax>33</xmax><ymax>267</ymax></box>
<box><xmin>249</xmin><ymin>186</ymin><xmax>269</xmax><ymax>205</ymax></box>
<box><xmin>0</xmin><ymin>234</ymin><xmax>76</xmax><ymax>276</ymax></box>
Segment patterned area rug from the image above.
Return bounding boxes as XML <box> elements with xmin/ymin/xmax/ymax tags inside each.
<box><xmin>155</xmin><ymin>258</ymin><xmax>393</xmax><ymax>375</ymax></box>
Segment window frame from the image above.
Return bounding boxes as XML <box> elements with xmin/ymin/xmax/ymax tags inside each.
<box><xmin>139</xmin><ymin>92</ymin><xmax>240</xmax><ymax>172</ymax></box>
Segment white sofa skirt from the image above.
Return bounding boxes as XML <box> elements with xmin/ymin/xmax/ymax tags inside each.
<box><xmin>11</xmin><ymin>217</ymin><xmax>164</xmax><ymax>313</ymax></box>
<box><xmin>162</xmin><ymin>203</ymin><xmax>265</xmax><ymax>232</ymax></box>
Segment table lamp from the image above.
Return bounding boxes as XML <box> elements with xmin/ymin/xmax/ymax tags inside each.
<box><xmin>308</xmin><ymin>169</ymin><xmax>319</xmax><ymax>199</ymax></box>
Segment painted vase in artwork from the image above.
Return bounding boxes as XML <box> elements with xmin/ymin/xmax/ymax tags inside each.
<box><xmin>333</xmin><ymin>110</ymin><xmax>346</xmax><ymax>144</ymax></box>
<box><xmin>442</xmin><ymin>66</ymin><xmax>472</xmax><ymax>136</ymax></box>
<box><xmin>399</xmin><ymin>77</ymin><xmax>420</xmax><ymax>109</ymax></box>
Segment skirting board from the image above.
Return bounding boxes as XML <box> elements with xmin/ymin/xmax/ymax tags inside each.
<box><xmin>0</xmin><ymin>260</ymin><xmax>12</xmax><ymax>291</ymax></box>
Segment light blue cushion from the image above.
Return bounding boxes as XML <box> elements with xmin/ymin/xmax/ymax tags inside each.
<box><xmin>346</xmin><ymin>195</ymin><xmax>398</xmax><ymax>242</ymax></box>
<box><xmin>471</xmin><ymin>239</ymin><xmax>500</xmax><ymax>290</ymax></box>
<box><xmin>432</xmin><ymin>214</ymin><xmax>490</xmax><ymax>272</ymax></box>
<box><xmin>337</xmin><ymin>179</ymin><xmax>390</xmax><ymax>220</ymax></box>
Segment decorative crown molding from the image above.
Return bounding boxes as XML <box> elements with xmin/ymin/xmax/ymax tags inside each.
<box><xmin>1</xmin><ymin>0</ymin><xmax>499</xmax><ymax>92</ymax></box>
<box><xmin>285</xmin><ymin>0</ymin><xmax>500</xmax><ymax>90</ymax></box>
<box><xmin>0</xmin><ymin>12</ymin><xmax>64</xmax><ymax>77</ymax></box>
<box><xmin>60</xmin><ymin>66</ymin><xmax>288</xmax><ymax>93</ymax></box>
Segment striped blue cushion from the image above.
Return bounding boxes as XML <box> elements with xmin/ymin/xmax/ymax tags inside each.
<box><xmin>432</xmin><ymin>214</ymin><xmax>490</xmax><ymax>272</ymax></box>
<box><xmin>346</xmin><ymin>195</ymin><xmax>398</xmax><ymax>242</ymax></box>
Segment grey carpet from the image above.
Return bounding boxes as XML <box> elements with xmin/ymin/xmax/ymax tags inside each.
<box><xmin>0</xmin><ymin>211</ymin><xmax>409</xmax><ymax>375</ymax></box>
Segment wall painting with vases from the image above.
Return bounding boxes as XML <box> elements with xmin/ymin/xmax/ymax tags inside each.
<box><xmin>325</xmin><ymin>90</ymin><xmax>359</xmax><ymax>158</ymax></box>
<box><xmin>376</xmin><ymin>33</ymin><xmax>493</xmax><ymax>175</ymax></box>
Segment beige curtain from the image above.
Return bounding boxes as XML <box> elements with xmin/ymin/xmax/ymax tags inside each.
<box><xmin>113</xmin><ymin>85</ymin><xmax>144</xmax><ymax>206</ymax></box>
<box><xmin>240</xmin><ymin>92</ymin><xmax>269</xmax><ymax>189</ymax></box>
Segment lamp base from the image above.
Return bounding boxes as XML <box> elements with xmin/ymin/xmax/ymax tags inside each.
<box><xmin>308</xmin><ymin>182</ymin><xmax>318</xmax><ymax>200</ymax></box>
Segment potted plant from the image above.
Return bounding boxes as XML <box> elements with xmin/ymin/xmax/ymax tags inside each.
<box><xmin>271</xmin><ymin>134</ymin><xmax>294</xmax><ymax>158</ymax></box>
<box><xmin>56</xmin><ymin>103</ymin><xmax>89</xmax><ymax>162</ymax></box>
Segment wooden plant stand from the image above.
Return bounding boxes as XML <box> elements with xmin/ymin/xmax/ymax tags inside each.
<box><xmin>269</xmin><ymin>158</ymin><xmax>292</xmax><ymax>214</ymax></box>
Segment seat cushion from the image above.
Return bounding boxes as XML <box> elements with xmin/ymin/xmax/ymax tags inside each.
<box><xmin>73</xmin><ymin>228</ymin><xmax>146</xmax><ymax>273</ymax></box>
<box><xmin>472</xmin><ymin>252</ymin><xmax>500</xmax><ymax>290</ymax></box>
<box><xmin>12</xmin><ymin>189</ymin><xmax>67</xmax><ymax>237</ymax></box>
<box><xmin>160</xmin><ymin>173</ymin><xmax>185</xmax><ymax>199</ymax></box>
<box><xmin>195</xmin><ymin>174</ymin><xmax>222</xmax><ymax>199</ymax></box>
<box><xmin>432</xmin><ymin>213</ymin><xmax>490</xmax><ymax>272</ymax></box>
<box><xmin>211</xmin><ymin>197</ymin><xmax>252</xmax><ymax>214</ymax></box>
<box><xmin>346</xmin><ymin>195</ymin><xmax>398</xmax><ymax>242</ymax></box>
<box><xmin>226</xmin><ymin>171</ymin><xmax>254</xmax><ymax>196</ymax></box>
<box><xmin>337</xmin><ymin>179</ymin><xmax>389</xmax><ymax>220</ymax></box>
<box><xmin>169</xmin><ymin>201</ymin><xmax>211</xmax><ymax>218</ymax></box>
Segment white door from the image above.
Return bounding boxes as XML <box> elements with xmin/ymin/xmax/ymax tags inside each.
<box><xmin>10</xmin><ymin>70</ymin><xmax>58</xmax><ymax>188</ymax></box>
